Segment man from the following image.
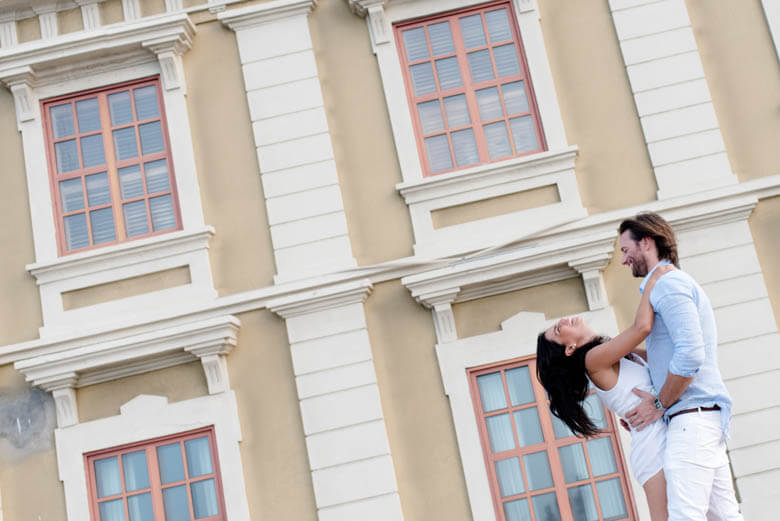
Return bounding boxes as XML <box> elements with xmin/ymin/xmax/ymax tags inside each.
<box><xmin>619</xmin><ymin>212</ymin><xmax>743</xmax><ymax>521</ymax></box>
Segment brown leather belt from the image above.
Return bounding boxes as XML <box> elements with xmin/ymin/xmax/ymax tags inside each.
<box><xmin>669</xmin><ymin>404</ymin><xmax>720</xmax><ymax>419</ymax></box>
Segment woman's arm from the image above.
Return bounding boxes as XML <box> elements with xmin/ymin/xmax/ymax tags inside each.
<box><xmin>585</xmin><ymin>265</ymin><xmax>673</xmax><ymax>372</ymax></box>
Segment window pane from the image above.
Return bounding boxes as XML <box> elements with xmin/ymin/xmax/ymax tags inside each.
<box><xmin>150</xmin><ymin>194</ymin><xmax>176</xmax><ymax>232</ymax></box>
<box><xmin>531</xmin><ymin>492</ymin><xmax>562</xmax><ymax>521</ymax></box>
<box><xmin>506</xmin><ymin>366</ymin><xmax>534</xmax><ymax>406</ymax></box>
<box><xmin>486</xmin><ymin>413</ymin><xmax>515</xmax><ymax>453</ymax></box>
<box><xmin>162</xmin><ymin>485</ymin><xmax>191</xmax><ymax>521</ymax></box>
<box><xmin>86</xmin><ymin>172</ymin><xmax>111</xmax><ymax>207</ymax></box>
<box><xmin>494</xmin><ymin>44</ymin><xmax>522</xmax><ymax>77</ymax></box>
<box><xmin>90</xmin><ymin>208</ymin><xmax>117</xmax><ymax>245</ymax></box>
<box><xmin>76</xmin><ymin>98</ymin><xmax>101</xmax><ymax>133</ymax></box>
<box><xmin>410</xmin><ymin>62</ymin><xmax>436</xmax><ymax>96</ymax></box>
<box><xmin>50</xmin><ymin>104</ymin><xmax>75</xmax><ymax>138</ymax></box>
<box><xmin>124</xmin><ymin>200</ymin><xmax>149</xmax><ymax>238</ymax></box>
<box><xmin>81</xmin><ymin>134</ymin><xmax>106</xmax><ymax>168</ymax></box>
<box><xmin>495</xmin><ymin>457</ymin><xmax>525</xmax><ymax>497</ymax></box>
<box><xmin>559</xmin><ymin>443</ymin><xmax>589</xmax><ymax>483</ymax></box>
<box><xmin>476</xmin><ymin>87</ymin><xmax>503</xmax><ymax>121</ymax></box>
<box><xmin>417</xmin><ymin>100</ymin><xmax>444</xmax><ymax>134</ymax></box>
<box><xmin>99</xmin><ymin>498</ymin><xmax>126</xmax><ymax>521</ymax></box>
<box><xmin>424</xmin><ymin>134</ymin><xmax>453</xmax><ymax>173</ymax></box>
<box><xmin>551</xmin><ymin>410</ymin><xmax>574</xmax><ymax>439</ymax></box>
<box><xmin>113</xmin><ymin>127</ymin><xmax>139</xmax><ymax>161</ymax></box>
<box><xmin>486</xmin><ymin>8</ymin><xmax>512</xmax><ymax>43</ymax></box>
<box><xmin>477</xmin><ymin>372</ymin><xmax>506</xmax><ymax>412</ymax></box>
<box><xmin>523</xmin><ymin>451</ymin><xmax>553</xmax><ymax>491</ymax></box>
<box><xmin>191</xmin><ymin>479</ymin><xmax>219</xmax><ymax>519</ymax></box>
<box><xmin>460</xmin><ymin>14</ymin><xmax>486</xmax><ymax>49</ymax></box>
<box><xmin>509</xmin><ymin>115</ymin><xmax>539</xmax><ymax>154</ymax></box>
<box><xmin>568</xmin><ymin>484</ymin><xmax>598</xmax><ymax>521</ymax></box>
<box><xmin>119</xmin><ymin>165</ymin><xmax>144</xmax><ymax>200</ymax></box>
<box><xmin>144</xmin><ymin>160</ymin><xmax>171</xmax><ymax>194</ymax></box>
<box><xmin>467</xmin><ymin>49</ymin><xmax>494</xmax><ymax>83</ymax></box>
<box><xmin>435</xmin><ymin>57</ymin><xmax>462</xmax><ymax>90</ymax></box>
<box><xmin>596</xmin><ymin>478</ymin><xmax>628</xmax><ymax>521</ymax></box>
<box><xmin>134</xmin><ymin>86</ymin><xmax>159</xmax><ymax>120</ymax></box>
<box><xmin>185</xmin><ymin>437</ymin><xmax>213</xmax><ymax>478</ymax></box>
<box><xmin>403</xmin><ymin>27</ymin><xmax>429</xmax><ymax>62</ymax></box>
<box><xmin>504</xmin><ymin>498</ymin><xmax>532</xmax><ymax>521</ymax></box>
<box><xmin>55</xmin><ymin>139</ymin><xmax>80</xmax><ymax>174</ymax></box>
<box><xmin>583</xmin><ymin>394</ymin><xmax>608</xmax><ymax>430</ymax></box>
<box><xmin>451</xmin><ymin>128</ymin><xmax>479</xmax><ymax>167</ymax></box>
<box><xmin>587</xmin><ymin>437</ymin><xmax>617</xmax><ymax>477</ymax></box>
<box><xmin>443</xmin><ymin>94</ymin><xmax>470</xmax><ymax>128</ymax></box>
<box><xmin>60</xmin><ymin>178</ymin><xmax>85</xmax><ymax>212</ymax></box>
<box><xmin>484</xmin><ymin>121</ymin><xmax>512</xmax><ymax>159</ymax></box>
<box><xmin>157</xmin><ymin>443</ymin><xmax>186</xmax><ymax>484</ymax></box>
<box><xmin>64</xmin><ymin>213</ymin><xmax>89</xmax><ymax>250</ymax></box>
<box><xmin>428</xmin><ymin>22</ymin><xmax>454</xmax><ymax>55</ymax></box>
<box><xmin>503</xmin><ymin>81</ymin><xmax>529</xmax><ymax>115</ymax></box>
<box><xmin>513</xmin><ymin>407</ymin><xmax>544</xmax><ymax>446</ymax></box>
<box><xmin>128</xmin><ymin>492</ymin><xmax>154</xmax><ymax>521</ymax></box>
<box><xmin>109</xmin><ymin>91</ymin><xmax>134</xmax><ymax>126</ymax></box>
<box><xmin>139</xmin><ymin>121</ymin><xmax>164</xmax><ymax>155</ymax></box>
<box><xmin>123</xmin><ymin>451</ymin><xmax>150</xmax><ymax>492</ymax></box>
<box><xmin>94</xmin><ymin>456</ymin><xmax>122</xmax><ymax>498</ymax></box>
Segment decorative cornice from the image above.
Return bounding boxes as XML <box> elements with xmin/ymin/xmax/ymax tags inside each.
<box><xmin>348</xmin><ymin>0</ymin><xmax>385</xmax><ymax>18</ymax></box>
<box><xmin>268</xmin><ymin>278</ymin><xmax>372</xmax><ymax>318</ymax></box>
<box><xmin>218</xmin><ymin>0</ymin><xmax>316</xmax><ymax>30</ymax></box>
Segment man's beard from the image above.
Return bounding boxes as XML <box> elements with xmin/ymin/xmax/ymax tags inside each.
<box><xmin>631</xmin><ymin>257</ymin><xmax>649</xmax><ymax>277</ymax></box>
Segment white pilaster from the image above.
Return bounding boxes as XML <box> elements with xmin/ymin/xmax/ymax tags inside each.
<box><xmin>165</xmin><ymin>0</ymin><xmax>184</xmax><ymax>12</ymax></box>
<box><xmin>0</xmin><ymin>19</ymin><xmax>18</xmax><ymax>48</ymax></box>
<box><xmin>609</xmin><ymin>0</ymin><xmax>738</xmax><ymax>198</ymax></box>
<box><xmin>34</xmin><ymin>7</ymin><xmax>59</xmax><ymax>40</ymax></box>
<box><xmin>75</xmin><ymin>0</ymin><xmax>102</xmax><ymax>31</ymax></box>
<box><xmin>219</xmin><ymin>0</ymin><xmax>357</xmax><ymax>282</ymax></box>
<box><xmin>121</xmin><ymin>0</ymin><xmax>141</xmax><ymax>21</ymax></box>
<box><xmin>268</xmin><ymin>280</ymin><xmax>405</xmax><ymax>521</ymax></box>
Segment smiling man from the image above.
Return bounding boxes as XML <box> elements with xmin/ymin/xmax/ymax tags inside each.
<box><xmin>618</xmin><ymin>212</ymin><xmax>743</xmax><ymax>521</ymax></box>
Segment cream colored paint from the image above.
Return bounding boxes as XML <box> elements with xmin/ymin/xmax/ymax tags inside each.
<box><xmin>0</xmin><ymin>90</ymin><xmax>42</xmax><ymax>346</ymax></box>
<box><xmin>749</xmin><ymin>197</ymin><xmax>780</xmax><ymax>330</ymax></box>
<box><xmin>184</xmin><ymin>20</ymin><xmax>277</xmax><ymax>295</ymax></box>
<box><xmin>227</xmin><ymin>310</ymin><xmax>317</xmax><ymax>521</ymax></box>
<box><xmin>61</xmin><ymin>266</ymin><xmax>191</xmax><ymax>310</ymax></box>
<box><xmin>99</xmin><ymin>0</ymin><xmax>124</xmax><ymax>25</ymax></box>
<box><xmin>308</xmin><ymin>0</ymin><xmax>415</xmax><ymax>266</ymax></box>
<box><xmin>452</xmin><ymin>276</ymin><xmax>590</xmax><ymax>339</ymax></box>
<box><xmin>431</xmin><ymin>184</ymin><xmax>560</xmax><ymax>229</ymax></box>
<box><xmin>364</xmin><ymin>281</ymin><xmax>472</xmax><ymax>521</ymax></box>
<box><xmin>57</xmin><ymin>8</ymin><xmax>83</xmax><ymax>35</ymax></box>
<box><xmin>537</xmin><ymin>0</ymin><xmax>657</xmax><ymax>213</ymax></box>
<box><xmin>686</xmin><ymin>0</ymin><xmax>780</xmax><ymax>181</ymax></box>
<box><xmin>16</xmin><ymin>16</ymin><xmax>40</xmax><ymax>43</ymax></box>
<box><xmin>141</xmin><ymin>0</ymin><xmax>167</xmax><ymax>17</ymax></box>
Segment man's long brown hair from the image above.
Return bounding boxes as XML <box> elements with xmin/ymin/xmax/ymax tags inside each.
<box><xmin>618</xmin><ymin>212</ymin><xmax>680</xmax><ymax>267</ymax></box>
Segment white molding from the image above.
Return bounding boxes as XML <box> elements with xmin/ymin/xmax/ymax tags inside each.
<box><xmin>121</xmin><ymin>0</ymin><xmax>141</xmax><ymax>21</ymax></box>
<box><xmin>268</xmin><ymin>278</ymin><xmax>373</xmax><ymax>318</ymax></box>
<box><xmin>55</xmin><ymin>391</ymin><xmax>251</xmax><ymax>521</ymax></box>
<box><xmin>77</xmin><ymin>1</ymin><xmax>101</xmax><ymax>31</ymax></box>
<box><xmin>0</xmin><ymin>20</ymin><xmax>18</xmax><ymax>48</ymax></box>
<box><xmin>165</xmin><ymin>0</ymin><xmax>183</xmax><ymax>12</ymax></box>
<box><xmin>37</xmin><ymin>11</ymin><xmax>58</xmax><ymax>40</ymax></box>
<box><xmin>762</xmin><ymin>0</ymin><xmax>780</xmax><ymax>60</ymax></box>
<box><xmin>435</xmin><ymin>307</ymin><xmax>650</xmax><ymax>521</ymax></box>
<box><xmin>217</xmin><ymin>0</ymin><xmax>317</xmax><ymax>30</ymax></box>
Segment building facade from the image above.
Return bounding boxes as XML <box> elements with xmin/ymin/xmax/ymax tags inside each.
<box><xmin>0</xmin><ymin>0</ymin><xmax>779</xmax><ymax>520</ymax></box>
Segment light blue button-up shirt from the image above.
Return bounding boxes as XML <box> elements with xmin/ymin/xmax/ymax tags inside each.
<box><xmin>640</xmin><ymin>260</ymin><xmax>733</xmax><ymax>435</ymax></box>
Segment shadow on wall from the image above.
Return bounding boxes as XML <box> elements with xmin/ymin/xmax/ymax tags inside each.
<box><xmin>0</xmin><ymin>388</ymin><xmax>56</xmax><ymax>462</ymax></box>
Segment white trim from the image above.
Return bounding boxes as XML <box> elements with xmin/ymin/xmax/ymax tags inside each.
<box><xmin>55</xmin><ymin>391</ymin><xmax>251</xmax><ymax>521</ymax></box>
<box><xmin>761</xmin><ymin>0</ymin><xmax>780</xmax><ymax>61</ymax></box>
<box><xmin>435</xmin><ymin>308</ymin><xmax>651</xmax><ymax>521</ymax></box>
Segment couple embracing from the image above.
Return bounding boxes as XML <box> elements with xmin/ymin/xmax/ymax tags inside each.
<box><xmin>537</xmin><ymin>213</ymin><xmax>743</xmax><ymax>521</ymax></box>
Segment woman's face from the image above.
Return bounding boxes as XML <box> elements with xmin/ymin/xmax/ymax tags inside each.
<box><xmin>544</xmin><ymin>316</ymin><xmax>594</xmax><ymax>352</ymax></box>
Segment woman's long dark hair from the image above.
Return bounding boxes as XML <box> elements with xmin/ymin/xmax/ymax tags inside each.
<box><xmin>536</xmin><ymin>332</ymin><xmax>609</xmax><ymax>437</ymax></box>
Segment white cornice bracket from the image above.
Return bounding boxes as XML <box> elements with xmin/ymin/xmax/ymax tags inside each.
<box><xmin>418</xmin><ymin>289</ymin><xmax>460</xmax><ymax>344</ymax></box>
<box><xmin>142</xmin><ymin>27</ymin><xmax>194</xmax><ymax>92</ymax></box>
<box><xmin>2</xmin><ymin>67</ymin><xmax>37</xmax><ymax>127</ymax></box>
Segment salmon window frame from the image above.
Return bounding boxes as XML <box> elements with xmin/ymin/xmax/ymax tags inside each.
<box><xmin>469</xmin><ymin>356</ymin><xmax>639</xmax><ymax>521</ymax></box>
<box><xmin>42</xmin><ymin>76</ymin><xmax>182</xmax><ymax>255</ymax></box>
<box><xmin>84</xmin><ymin>426</ymin><xmax>227</xmax><ymax>521</ymax></box>
<box><xmin>395</xmin><ymin>0</ymin><xmax>547</xmax><ymax>177</ymax></box>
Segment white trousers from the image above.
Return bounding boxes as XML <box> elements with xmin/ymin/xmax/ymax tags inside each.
<box><xmin>664</xmin><ymin>410</ymin><xmax>744</xmax><ymax>521</ymax></box>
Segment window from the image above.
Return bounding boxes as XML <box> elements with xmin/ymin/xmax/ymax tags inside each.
<box><xmin>43</xmin><ymin>76</ymin><xmax>181</xmax><ymax>255</ymax></box>
<box><xmin>470</xmin><ymin>358</ymin><xmax>636</xmax><ymax>521</ymax></box>
<box><xmin>395</xmin><ymin>1</ymin><xmax>546</xmax><ymax>176</ymax></box>
<box><xmin>85</xmin><ymin>427</ymin><xmax>226</xmax><ymax>521</ymax></box>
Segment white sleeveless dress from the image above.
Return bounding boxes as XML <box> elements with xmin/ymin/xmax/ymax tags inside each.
<box><xmin>591</xmin><ymin>355</ymin><xmax>666</xmax><ymax>485</ymax></box>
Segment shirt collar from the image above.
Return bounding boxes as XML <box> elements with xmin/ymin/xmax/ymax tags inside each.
<box><xmin>639</xmin><ymin>259</ymin><xmax>671</xmax><ymax>294</ymax></box>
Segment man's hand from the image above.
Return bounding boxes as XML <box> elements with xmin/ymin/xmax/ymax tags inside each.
<box><xmin>625</xmin><ymin>388</ymin><xmax>663</xmax><ymax>431</ymax></box>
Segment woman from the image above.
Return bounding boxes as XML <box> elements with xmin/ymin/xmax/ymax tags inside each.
<box><xmin>536</xmin><ymin>264</ymin><xmax>673</xmax><ymax>521</ymax></box>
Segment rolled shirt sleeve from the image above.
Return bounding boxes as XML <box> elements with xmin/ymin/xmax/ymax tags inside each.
<box><xmin>653</xmin><ymin>289</ymin><xmax>705</xmax><ymax>377</ymax></box>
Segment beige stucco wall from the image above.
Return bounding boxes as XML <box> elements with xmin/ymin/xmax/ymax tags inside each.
<box><xmin>750</xmin><ymin>197</ymin><xmax>780</xmax><ymax>329</ymax></box>
<box><xmin>687</xmin><ymin>0</ymin><xmax>780</xmax><ymax>180</ymax></box>
<box><xmin>309</xmin><ymin>0</ymin><xmax>416</xmax><ymax>266</ymax></box>
<box><xmin>58</xmin><ymin>7</ymin><xmax>83</xmax><ymax>35</ymax></box>
<box><xmin>141</xmin><ymin>0</ymin><xmax>167</xmax><ymax>17</ymax></box>
<box><xmin>99</xmin><ymin>0</ymin><xmax>124</xmax><ymax>26</ymax></box>
<box><xmin>184</xmin><ymin>19</ymin><xmax>278</xmax><ymax>294</ymax></box>
<box><xmin>365</xmin><ymin>281</ymin><xmax>472</xmax><ymax>521</ymax></box>
<box><xmin>16</xmin><ymin>15</ymin><xmax>41</xmax><ymax>43</ymax></box>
